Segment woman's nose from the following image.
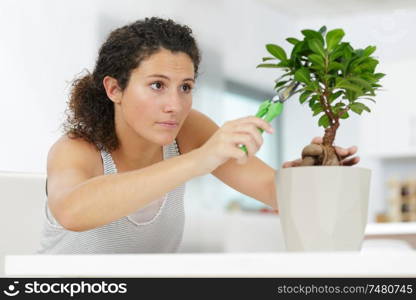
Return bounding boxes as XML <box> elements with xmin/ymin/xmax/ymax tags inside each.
<box><xmin>163</xmin><ymin>91</ymin><xmax>182</xmax><ymax>113</ymax></box>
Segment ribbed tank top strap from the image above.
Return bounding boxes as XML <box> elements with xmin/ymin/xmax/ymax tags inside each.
<box><xmin>100</xmin><ymin>150</ymin><xmax>118</xmax><ymax>175</ymax></box>
<box><xmin>164</xmin><ymin>139</ymin><xmax>181</xmax><ymax>159</ymax></box>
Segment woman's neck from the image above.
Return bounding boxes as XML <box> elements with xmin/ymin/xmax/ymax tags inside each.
<box><xmin>112</xmin><ymin>123</ymin><xmax>163</xmax><ymax>172</ymax></box>
<box><xmin>111</xmin><ymin>144</ymin><xmax>163</xmax><ymax>173</ymax></box>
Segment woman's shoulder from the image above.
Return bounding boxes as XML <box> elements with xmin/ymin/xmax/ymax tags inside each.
<box><xmin>49</xmin><ymin>134</ymin><xmax>100</xmax><ymax>156</ymax></box>
<box><xmin>47</xmin><ymin>134</ymin><xmax>103</xmax><ymax>177</ymax></box>
<box><xmin>176</xmin><ymin>109</ymin><xmax>219</xmax><ymax>154</ymax></box>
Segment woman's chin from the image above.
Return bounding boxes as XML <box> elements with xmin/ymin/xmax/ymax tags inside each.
<box><xmin>150</xmin><ymin>133</ymin><xmax>177</xmax><ymax>146</ymax></box>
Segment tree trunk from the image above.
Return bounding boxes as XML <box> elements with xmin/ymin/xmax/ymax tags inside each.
<box><xmin>300</xmin><ymin>121</ymin><xmax>342</xmax><ymax>166</ymax></box>
<box><xmin>323</xmin><ymin>122</ymin><xmax>339</xmax><ymax>146</ymax></box>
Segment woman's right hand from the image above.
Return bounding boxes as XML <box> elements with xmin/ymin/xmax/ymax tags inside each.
<box><xmin>193</xmin><ymin>116</ymin><xmax>274</xmax><ymax>174</ymax></box>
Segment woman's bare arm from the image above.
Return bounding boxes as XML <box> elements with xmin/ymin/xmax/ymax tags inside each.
<box><xmin>47</xmin><ymin>136</ymin><xmax>202</xmax><ymax>232</ymax></box>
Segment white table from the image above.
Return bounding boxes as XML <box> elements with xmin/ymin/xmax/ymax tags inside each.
<box><xmin>5</xmin><ymin>251</ymin><xmax>416</xmax><ymax>277</ymax></box>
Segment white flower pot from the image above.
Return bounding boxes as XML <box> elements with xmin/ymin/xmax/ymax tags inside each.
<box><xmin>276</xmin><ymin>166</ymin><xmax>371</xmax><ymax>252</ymax></box>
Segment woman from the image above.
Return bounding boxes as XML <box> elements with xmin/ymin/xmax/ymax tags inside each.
<box><xmin>37</xmin><ymin>17</ymin><xmax>359</xmax><ymax>254</ymax></box>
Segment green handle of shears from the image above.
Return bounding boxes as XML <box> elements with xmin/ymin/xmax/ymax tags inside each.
<box><xmin>239</xmin><ymin>100</ymin><xmax>283</xmax><ymax>154</ymax></box>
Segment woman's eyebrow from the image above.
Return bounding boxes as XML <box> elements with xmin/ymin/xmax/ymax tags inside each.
<box><xmin>147</xmin><ymin>74</ymin><xmax>195</xmax><ymax>82</ymax></box>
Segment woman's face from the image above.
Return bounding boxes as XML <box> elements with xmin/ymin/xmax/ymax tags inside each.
<box><xmin>117</xmin><ymin>48</ymin><xmax>195</xmax><ymax>145</ymax></box>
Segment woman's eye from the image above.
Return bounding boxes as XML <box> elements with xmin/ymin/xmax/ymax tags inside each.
<box><xmin>181</xmin><ymin>84</ymin><xmax>193</xmax><ymax>93</ymax></box>
<box><xmin>150</xmin><ymin>82</ymin><xmax>163</xmax><ymax>90</ymax></box>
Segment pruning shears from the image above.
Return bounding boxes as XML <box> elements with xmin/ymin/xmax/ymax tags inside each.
<box><xmin>240</xmin><ymin>81</ymin><xmax>300</xmax><ymax>154</ymax></box>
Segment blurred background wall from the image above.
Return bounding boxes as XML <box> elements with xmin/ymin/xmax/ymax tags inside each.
<box><xmin>1</xmin><ymin>0</ymin><xmax>416</xmax><ymax>222</ymax></box>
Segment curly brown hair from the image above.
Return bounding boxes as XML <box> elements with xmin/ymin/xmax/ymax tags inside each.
<box><xmin>64</xmin><ymin>17</ymin><xmax>201</xmax><ymax>151</ymax></box>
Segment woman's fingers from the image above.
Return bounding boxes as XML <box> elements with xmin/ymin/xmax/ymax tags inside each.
<box><xmin>334</xmin><ymin>145</ymin><xmax>357</xmax><ymax>159</ymax></box>
<box><xmin>311</xmin><ymin>136</ymin><xmax>323</xmax><ymax>144</ymax></box>
<box><xmin>199</xmin><ymin>117</ymin><xmax>273</xmax><ymax>172</ymax></box>
<box><xmin>292</xmin><ymin>159</ymin><xmax>303</xmax><ymax>167</ymax></box>
<box><xmin>287</xmin><ymin>137</ymin><xmax>360</xmax><ymax>167</ymax></box>
<box><xmin>282</xmin><ymin>159</ymin><xmax>302</xmax><ymax>168</ymax></box>
<box><xmin>228</xmin><ymin>116</ymin><xmax>273</xmax><ymax>159</ymax></box>
<box><xmin>230</xmin><ymin>146</ymin><xmax>248</xmax><ymax>165</ymax></box>
<box><xmin>232</xmin><ymin>133</ymin><xmax>257</xmax><ymax>157</ymax></box>
<box><xmin>341</xmin><ymin>156</ymin><xmax>360</xmax><ymax>166</ymax></box>
<box><xmin>311</xmin><ymin>136</ymin><xmax>358</xmax><ymax>160</ymax></box>
<box><xmin>234</xmin><ymin>123</ymin><xmax>264</xmax><ymax>149</ymax></box>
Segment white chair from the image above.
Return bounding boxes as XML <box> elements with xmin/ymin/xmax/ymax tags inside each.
<box><xmin>0</xmin><ymin>172</ymin><xmax>46</xmax><ymax>277</ymax></box>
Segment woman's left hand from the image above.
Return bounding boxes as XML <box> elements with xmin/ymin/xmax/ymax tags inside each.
<box><xmin>282</xmin><ymin>137</ymin><xmax>360</xmax><ymax>168</ymax></box>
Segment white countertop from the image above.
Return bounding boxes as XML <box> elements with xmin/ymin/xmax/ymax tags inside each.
<box><xmin>5</xmin><ymin>251</ymin><xmax>416</xmax><ymax>278</ymax></box>
<box><xmin>365</xmin><ymin>222</ymin><xmax>416</xmax><ymax>235</ymax></box>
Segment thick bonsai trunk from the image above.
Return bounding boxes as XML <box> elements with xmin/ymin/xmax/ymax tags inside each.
<box><xmin>323</xmin><ymin>124</ymin><xmax>338</xmax><ymax>146</ymax></box>
<box><xmin>300</xmin><ymin>122</ymin><xmax>341</xmax><ymax>166</ymax></box>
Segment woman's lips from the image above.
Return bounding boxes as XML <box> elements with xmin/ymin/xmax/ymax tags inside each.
<box><xmin>156</xmin><ymin>121</ymin><xmax>178</xmax><ymax>129</ymax></box>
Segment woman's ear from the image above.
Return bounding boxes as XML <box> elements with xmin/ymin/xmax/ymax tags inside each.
<box><xmin>103</xmin><ymin>76</ymin><xmax>122</xmax><ymax>104</ymax></box>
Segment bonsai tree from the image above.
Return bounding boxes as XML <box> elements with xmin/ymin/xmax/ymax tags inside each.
<box><xmin>258</xmin><ymin>26</ymin><xmax>385</xmax><ymax>166</ymax></box>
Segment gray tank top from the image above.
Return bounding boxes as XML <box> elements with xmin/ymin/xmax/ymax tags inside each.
<box><xmin>36</xmin><ymin>140</ymin><xmax>185</xmax><ymax>254</ymax></box>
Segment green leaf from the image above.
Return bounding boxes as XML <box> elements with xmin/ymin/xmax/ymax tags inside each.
<box><xmin>309</xmin><ymin>94</ymin><xmax>320</xmax><ymax>108</ymax></box>
<box><xmin>355</xmin><ymin>102</ymin><xmax>371</xmax><ymax>112</ymax></box>
<box><xmin>299</xmin><ymin>91</ymin><xmax>312</xmax><ymax>104</ymax></box>
<box><xmin>301</xmin><ymin>29</ymin><xmax>324</xmax><ymax>45</ymax></box>
<box><xmin>256</xmin><ymin>63</ymin><xmax>281</xmax><ymax>68</ymax></box>
<box><xmin>319</xmin><ymin>26</ymin><xmax>327</xmax><ymax>35</ymax></box>
<box><xmin>310</xmin><ymin>81</ymin><xmax>320</xmax><ymax>91</ymax></box>
<box><xmin>325</xmin><ymin>29</ymin><xmax>345</xmax><ymax>52</ymax></box>
<box><xmin>339</xmin><ymin>111</ymin><xmax>349</xmax><ymax>119</ymax></box>
<box><xmin>355</xmin><ymin>58</ymin><xmax>378</xmax><ymax>73</ymax></box>
<box><xmin>262</xmin><ymin>57</ymin><xmax>276</xmax><ymax>62</ymax></box>
<box><xmin>313</xmin><ymin>109</ymin><xmax>323</xmax><ymax>117</ymax></box>
<box><xmin>374</xmin><ymin>73</ymin><xmax>386</xmax><ymax>80</ymax></box>
<box><xmin>348</xmin><ymin>76</ymin><xmax>373</xmax><ymax>91</ymax></box>
<box><xmin>363</xmin><ymin>45</ymin><xmax>376</xmax><ymax>57</ymax></box>
<box><xmin>318</xmin><ymin>114</ymin><xmax>330</xmax><ymax>128</ymax></box>
<box><xmin>309</xmin><ymin>64</ymin><xmax>324</xmax><ymax>72</ymax></box>
<box><xmin>329</xmin><ymin>91</ymin><xmax>343</xmax><ymax>103</ymax></box>
<box><xmin>341</xmin><ymin>43</ymin><xmax>353</xmax><ymax>62</ymax></box>
<box><xmin>290</xmin><ymin>41</ymin><xmax>305</xmax><ymax>60</ymax></box>
<box><xmin>286</xmin><ymin>37</ymin><xmax>300</xmax><ymax>45</ymax></box>
<box><xmin>274</xmin><ymin>80</ymin><xmax>289</xmax><ymax>89</ymax></box>
<box><xmin>350</xmin><ymin>102</ymin><xmax>371</xmax><ymax>115</ymax></box>
<box><xmin>308</xmin><ymin>54</ymin><xmax>325</xmax><ymax>68</ymax></box>
<box><xmin>276</xmin><ymin>61</ymin><xmax>291</xmax><ymax>68</ymax></box>
<box><xmin>266</xmin><ymin>44</ymin><xmax>287</xmax><ymax>61</ymax></box>
<box><xmin>330</xmin><ymin>43</ymin><xmax>347</xmax><ymax>61</ymax></box>
<box><xmin>350</xmin><ymin>106</ymin><xmax>363</xmax><ymax>115</ymax></box>
<box><xmin>335</xmin><ymin>80</ymin><xmax>363</xmax><ymax>94</ymax></box>
<box><xmin>350</xmin><ymin>56</ymin><xmax>371</xmax><ymax>72</ymax></box>
<box><xmin>312</xmin><ymin>104</ymin><xmax>324</xmax><ymax>116</ymax></box>
<box><xmin>323</xmin><ymin>74</ymin><xmax>335</xmax><ymax>82</ymax></box>
<box><xmin>328</xmin><ymin>61</ymin><xmax>344</xmax><ymax>72</ymax></box>
<box><xmin>311</xmin><ymin>102</ymin><xmax>321</xmax><ymax>110</ymax></box>
<box><xmin>308</xmin><ymin>39</ymin><xmax>326</xmax><ymax>57</ymax></box>
<box><xmin>294</xmin><ymin>68</ymin><xmax>311</xmax><ymax>83</ymax></box>
<box><xmin>360</xmin><ymin>74</ymin><xmax>377</xmax><ymax>83</ymax></box>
